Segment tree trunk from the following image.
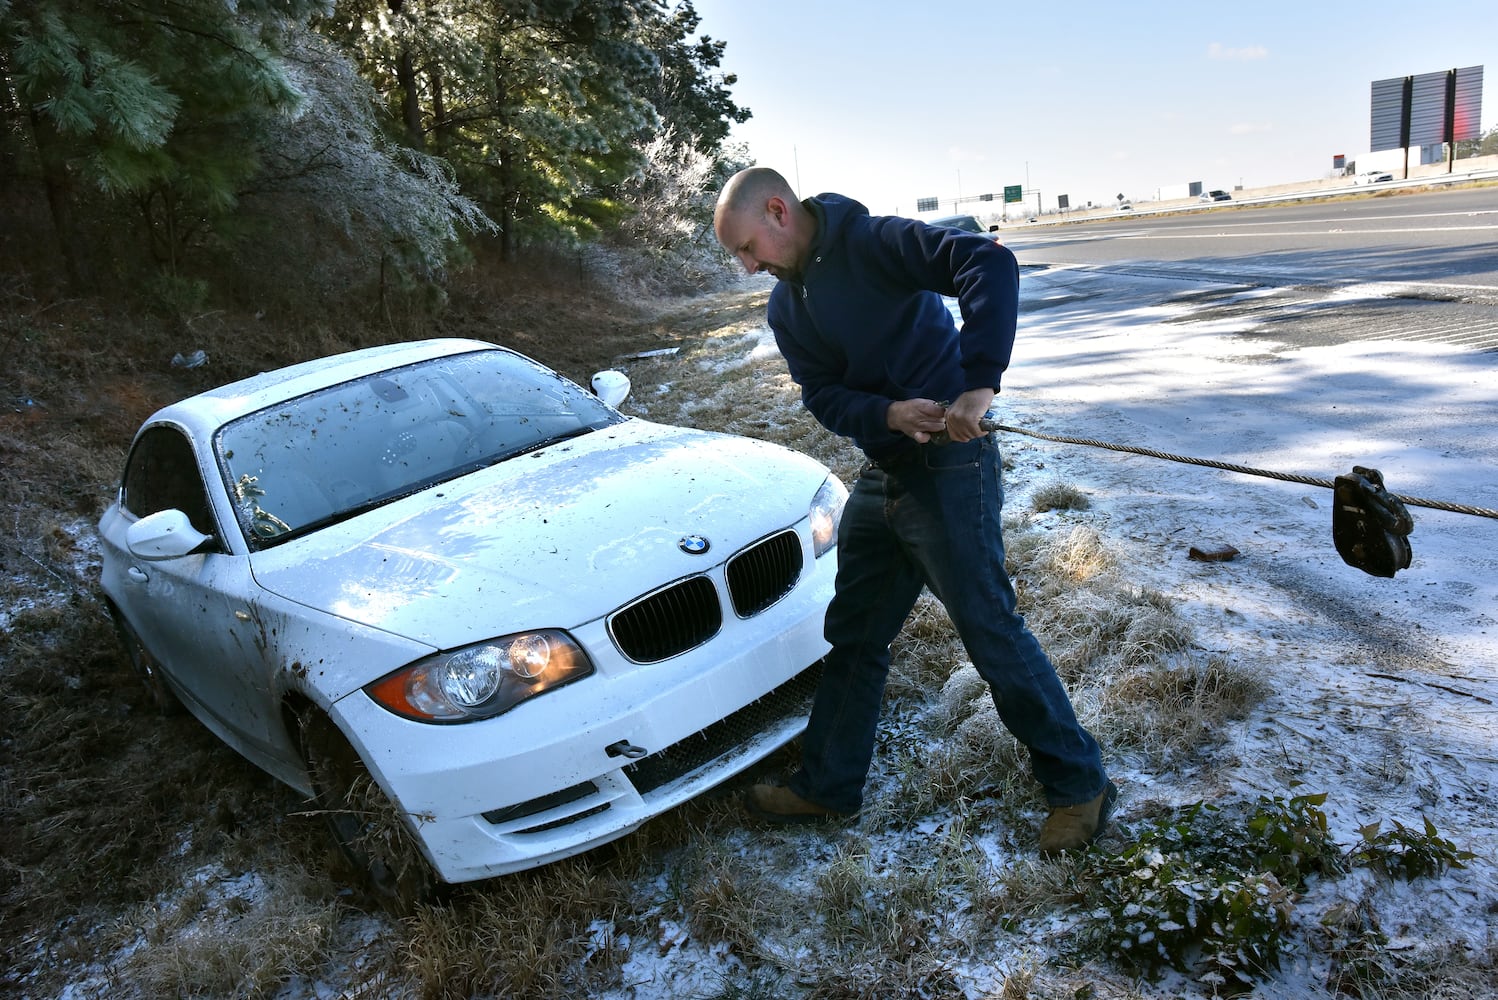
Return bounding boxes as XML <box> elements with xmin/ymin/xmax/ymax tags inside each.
<box><xmin>430</xmin><ymin>63</ymin><xmax>448</xmax><ymax>149</ymax></box>
<box><xmin>492</xmin><ymin>65</ymin><xmax>514</xmax><ymax>262</ymax></box>
<box><xmin>425</xmin><ymin>0</ymin><xmax>449</xmax><ymax>150</ymax></box>
<box><xmin>494</xmin><ymin>149</ymin><xmax>514</xmax><ymax>263</ymax></box>
<box><xmin>394</xmin><ymin>47</ymin><xmax>424</xmax><ymax>149</ymax></box>
<box><xmin>388</xmin><ymin>0</ymin><xmax>424</xmax><ymax>148</ymax></box>
<box><xmin>0</xmin><ymin>48</ymin><xmax>19</xmax><ymax>183</ymax></box>
<box><xmin>27</xmin><ymin>108</ymin><xmax>85</xmax><ymax>292</ymax></box>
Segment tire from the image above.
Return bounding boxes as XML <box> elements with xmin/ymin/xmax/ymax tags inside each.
<box><xmin>295</xmin><ymin>707</ymin><xmax>439</xmax><ymax>908</ymax></box>
<box><xmin>108</xmin><ymin>604</ymin><xmax>185</xmax><ymax>716</ymax></box>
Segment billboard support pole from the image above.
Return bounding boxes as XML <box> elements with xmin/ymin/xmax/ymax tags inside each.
<box><xmin>1445</xmin><ymin>68</ymin><xmax>1458</xmax><ymax>174</ymax></box>
<box><xmin>1400</xmin><ymin>75</ymin><xmax>1413</xmax><ymax>180</ymax></box>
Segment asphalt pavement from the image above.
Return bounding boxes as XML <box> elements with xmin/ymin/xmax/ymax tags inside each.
<box><xmin>1004</xmin><ymin>186</ymin><xmax>1498</xmax><ymax>353</ymax></box>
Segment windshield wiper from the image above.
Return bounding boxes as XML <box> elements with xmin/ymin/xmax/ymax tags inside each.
<box><xmin>492</xmin><ymin>424</ymin><xmax>599</xmax><ymax>463</ymax></box>
<box><xmin>532</xmin><ymin>423</ymin><xmax>597</xmax><ymax>449</ymax></box>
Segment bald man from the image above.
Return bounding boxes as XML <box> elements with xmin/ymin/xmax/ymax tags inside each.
<box><xmin>715</xmin><ymin>167</ymin><xmax>1115</xmax><ymax>855</ymax></box>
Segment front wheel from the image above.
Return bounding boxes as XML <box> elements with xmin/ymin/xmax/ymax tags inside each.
<box><xmin>295</xmin><ymin>708</ymin><xmax>438</xmax><ymax>908</ymax></box>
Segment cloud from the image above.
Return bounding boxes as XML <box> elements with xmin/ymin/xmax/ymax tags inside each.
<box><xmin>1208</xmin><ymin>42</ymin><xmax>1269</xmax><ymax>61</ymax></box>
<box><xmin>1230</xmin><ymin>122</ymin><xmax>1274</xmax><ymax>135</ymax></box>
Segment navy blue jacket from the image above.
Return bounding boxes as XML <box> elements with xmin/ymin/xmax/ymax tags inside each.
<box><xmin>767</xmin><ymin>193</ymin><xmax>1020</xmax><ymax>461</ymax></box>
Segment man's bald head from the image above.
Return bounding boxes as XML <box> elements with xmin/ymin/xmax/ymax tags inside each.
<box><xmin>716</xmin><ymin>167</ymin><xmax>797</xmax><ymax>222</ymax></box>
<box><xmin>713</xmin><ymin>167</ymin><xmax>815</xmax><ymax>282</ymax></box>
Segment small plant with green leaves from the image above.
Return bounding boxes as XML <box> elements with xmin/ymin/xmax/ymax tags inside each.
<box><xmin>1243</xmin><ymin>790</ymin><xmax>1345</xmax><ymax>889</ymax></box>
<box><xmin>1074</xmin><ymin>791</ymin><xmax>1342</xmax><ymax>988</ymax></box>
<box><xmin>1077</xmin><ymin>837</ymin><xmax>1294</xmax><ymax>987</ymax></box>
<box><xmin>1348</xmin><ymin>816</ymin><xmax>1477</xmax><ymax>880</ymax></box>
<box><xmin>1072</xmin><ymin>791</ymin><xmax>1480</xmax><ymax>989</ymax></box>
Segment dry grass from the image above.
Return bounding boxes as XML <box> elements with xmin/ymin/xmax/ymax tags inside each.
<box><xmin>1088</xmin><ymin>654</ymin><xmax>1268</xmax><ymax>767</ymax></box>
<box><xmin>0</xmin><ymin>254</ymin><xmax>671</xmax><ymax>997</ymax></box>
<box><xmin>1030</xmin><ymin>480</ymin><xmax>1092</xmax><ymax>513</ymax></box>
<box><xmin>399</xmin><ymin>864</ymin><xmax>634</xmax><ymax>998</ymax></box>
<box><xmin>885</xmin><ymin>592</ymin><xmax>964</xmax><ymax>701</ymax></box>
<box><xmin>115</xmin><ymin>865</ymin><xmax>342</xmax><ymax>999</ymax></box>
<box><xmin>678</xmin><ymin>848</ymin><xmax>785</xmax><ymax>961</ymax></box>
<box><xmin>8</xmin><ymin>256</ymin><xmax>1487</xmax><ymax>998</ymax></box>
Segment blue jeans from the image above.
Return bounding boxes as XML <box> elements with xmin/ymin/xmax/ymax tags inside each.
<box><xmin>790</xmin><ymin>435</ymin><xmax>1108</xmax><ymax>812</ymax></box>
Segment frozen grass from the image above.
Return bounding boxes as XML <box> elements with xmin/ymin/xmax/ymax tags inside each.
<box><xmin>115</xmin><ymin>866</ymin><xmax>341</xmax><ymax>999</ymax></box>
<box><xmin>1030</xmin><ymin>479</ymin><xmax>1092</xmax><ymax>512</ymax></box>
<box><xmin>4</xmin><ymin>271</ymin><xmax>1493</xmax><ymax>998</ymax></box>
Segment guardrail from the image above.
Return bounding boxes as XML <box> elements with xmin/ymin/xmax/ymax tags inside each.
<box><xmin>1006</xmin><ymin>165</ymin><xmax>1498</xmax><ymax>226</ymax></box>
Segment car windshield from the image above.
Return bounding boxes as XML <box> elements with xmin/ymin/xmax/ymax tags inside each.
<box><xmin>215</xmin><ymin>349</ymin><xmax>622</xmax><ymax>548</ymax></box>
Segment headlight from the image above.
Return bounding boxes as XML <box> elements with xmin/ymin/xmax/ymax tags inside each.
<box><xmin>809</xmin><ymin>474</ymin><xmax>848</xmax><ymax>558</ymax></box>
<box><xmin>366</xmin><ymin>629</ymin><xmax>593</xmax><ymax>723</ymax></box>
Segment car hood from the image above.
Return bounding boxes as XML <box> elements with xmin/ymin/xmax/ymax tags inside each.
<box><xmin>249</xmin><ymin>419</ymin><xmax>829</xmax><ymax>648</ymax></box>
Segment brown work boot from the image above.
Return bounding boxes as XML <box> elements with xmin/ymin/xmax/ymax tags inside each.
<box><xmin>1038</xmin><ymin>781</ymin><xmax>1118</xmax><ymax>857</ymax></box>
<box><xmin>744</xmin><ymin>782</ymin><xmax>849</xmax><ymax>826</ymax></box>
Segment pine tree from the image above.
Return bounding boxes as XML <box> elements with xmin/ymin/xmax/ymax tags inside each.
<box><xmin>322</xmin><ymin>0</ymin><xmax>746</xmax><ymax>262</ymax></box>
<box><xmin>242</xmin><ymin>25</ymin><xmax>494</xmax><ymax>311</ymax></box>
<box><xmin>2</xmin><ymin>0</ymin><xmax>491</xmax><ymax>301</ymax></box>
<box><xmin>3</xmin><ymin>1</ymin><xmax>321</xmax><ymax>287</ymax></box>
<box><xmin>633</xmin><ymin>1</ymin><xmax>749</xmax><ymax>158</ymax></box>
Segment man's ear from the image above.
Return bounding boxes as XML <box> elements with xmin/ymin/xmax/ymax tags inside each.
<box><xmin>765</xmin><ymin>195</ymin><xmax>789</xmax><ymax>227</ymax></box>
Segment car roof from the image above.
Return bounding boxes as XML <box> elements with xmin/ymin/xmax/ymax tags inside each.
<box><xmin>143</xmin><ymin>338</ymin><xmax>502</xmax><ymax>439</ymax></box>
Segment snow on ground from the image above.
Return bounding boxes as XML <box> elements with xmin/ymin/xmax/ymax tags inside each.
<box><xmin>603</xmin><ymin>266</ymin><xmax>1498</xmax><ymax>997</ymax></box>
<box><xmin>46</xmin><ymin>267</ymin><xmax>1497</xmax><ymax>998</ymax></box>
<box><xmin>1003</xmin><ymin>264</ymin><xmax>1498</xmax><ymax>705</ymax></box>
<box><xmin>998</xmin><ymin>265</ymin><xmax>1498</xmax><ymax>989</ymax></box>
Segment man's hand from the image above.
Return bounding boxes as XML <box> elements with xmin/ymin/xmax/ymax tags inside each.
<box><xmin>886</xmin><ymin>398</ymin><xmax>948</xmax><ymax>443</ymax></box>
<box><xmin>942</xmin><ymin>388</ymin><xmax>996</xmax><ymax>442</ymax></box>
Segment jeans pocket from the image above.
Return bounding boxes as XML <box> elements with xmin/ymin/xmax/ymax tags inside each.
<box><xmin>922</xmin><ymin>437</ymin><xmax>982</xmax><ymax>471</ymax></box>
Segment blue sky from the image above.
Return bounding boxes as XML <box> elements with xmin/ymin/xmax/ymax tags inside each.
<box><xmin>690</xmin><ymin>0</ymin><xmax>1498</xmax><ymax>216</ymax></box>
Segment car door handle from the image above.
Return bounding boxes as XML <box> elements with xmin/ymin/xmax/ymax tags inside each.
<box><xmin>127</xmin><ymin>566</ymin><xmax>149</xmax><ymax>584</ymax></box>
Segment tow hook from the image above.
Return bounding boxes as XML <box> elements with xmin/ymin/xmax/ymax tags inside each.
<box><xmin>605</xmin><ymin>739</ymin><xmax>648</xmax><ymax>759</ymax></box>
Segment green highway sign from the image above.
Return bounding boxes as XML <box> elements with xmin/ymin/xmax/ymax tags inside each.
<box><xmin>1003</xmin><ymin>184</ymin><xmax>1023</xmax><ymax>203</ymax></box>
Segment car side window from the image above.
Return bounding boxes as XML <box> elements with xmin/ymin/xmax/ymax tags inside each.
<box><xmin>122</xmin><ymin>426</ymin><xmax>216</xmax><ymax>537</ymax></box>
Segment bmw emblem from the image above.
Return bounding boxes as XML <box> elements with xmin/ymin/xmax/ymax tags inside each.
<box><xmin>678</xmin><ymin>534</ymin><xmax>710</xmax><ymax>555</ymax></box>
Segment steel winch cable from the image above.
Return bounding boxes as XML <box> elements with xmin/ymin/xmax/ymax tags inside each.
<box><xmin>977</xmin><ymin>420</ymin><xmax>1498</xmax><ymax>521</ymax></box>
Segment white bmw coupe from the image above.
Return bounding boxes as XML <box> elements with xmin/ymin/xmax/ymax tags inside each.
<box><xmin>98</xmin><ymin>339</ymin><xmax>844</xmax><ymax>898</ymax></box>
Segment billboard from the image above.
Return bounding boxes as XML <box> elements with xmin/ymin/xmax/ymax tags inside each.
<box><xmin>1371</xmin><ymin>66</ymin><xmax>1483</xmax><ymax>152</ymax></box>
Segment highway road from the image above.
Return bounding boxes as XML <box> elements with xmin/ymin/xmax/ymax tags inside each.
<box><xmin>1002</xmin><ymin>186</ymin><xmax>1498</xmax><ymax>352</ymax></box>
<box><xmin>1005</xmin><ymin>187</ymin><xmax>1498</xmax><ymax>291</ymax></box>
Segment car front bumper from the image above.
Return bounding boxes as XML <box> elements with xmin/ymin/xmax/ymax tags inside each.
<box><xmin>332</xmin><ymin>541</ymin><xmax>837</xmax><ymax>883</ymax></box>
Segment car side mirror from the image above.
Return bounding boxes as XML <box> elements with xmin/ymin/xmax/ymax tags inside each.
<box><xmin>590</xmin><ymin>370</ymin><xmax>631</xmax><ymax>408</ymax></box>
<box><xmin>127</xmin><ymin>509</ymin><xmax>214</xmax><ymax>560</ymax></box>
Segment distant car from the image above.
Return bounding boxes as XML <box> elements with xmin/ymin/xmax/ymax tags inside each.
<box><xmin>929</xmin><ymin>214</ymin><xmax>999</xmax><ymax>238</ymax></box>
<box><xmin>1199</xmin><ymin>190</ymin><xmax>1231</xmax><ymax>202</ymax></box>
<box><xmin>1117</xmin><ymin>203</ymin><xmax>1133</xmax><ymax>212</ymax></box>
<box><xmin>98</xmin><ymin>338</ymin><xmax>845</xmax><ymax>896</ymax></box>
<box><xmin>1356</xmin><ymin>171</ymin><xmax>1394</xmax><ymax>185</ymax></box>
